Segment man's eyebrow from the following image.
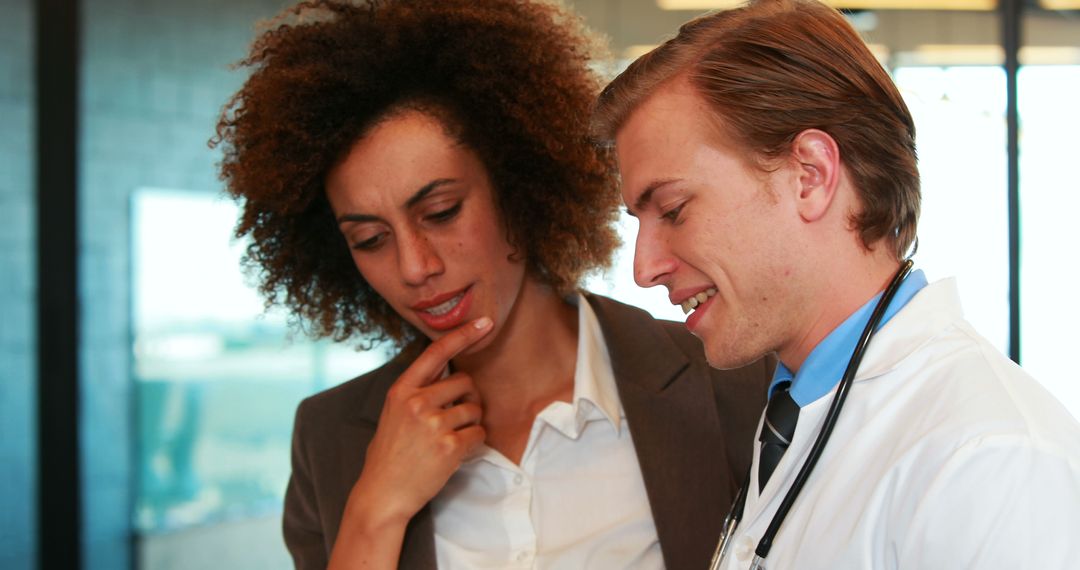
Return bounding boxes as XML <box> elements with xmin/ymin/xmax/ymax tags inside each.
<box><xmin>628</xmin><ymin>178</ymin><xmax>679</xmax><ymax>216</ymax></box>
<box><xmin>335</xmin><ymin>178</ymin><xmax>457</xmax><ymax>224</ymax></box>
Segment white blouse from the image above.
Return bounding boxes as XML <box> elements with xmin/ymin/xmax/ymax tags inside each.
<box><xmin>431</xmin><ymin>295</ymin><xmax>663</xmax><ymax>569</ymax></box>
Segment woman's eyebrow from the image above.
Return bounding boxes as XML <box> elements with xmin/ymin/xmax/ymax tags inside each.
<box><xmin>336</xmin><ymin>178</ymin><xmax>460</xmax><ymax>224</ymax></box>
<box><xmin>405</xmin><ymin>178</ymin><xmax>456</xmax><ymax>209</ymax></box>
<box><xmin>336</xmin><ymin>212</ymin><xmax>380</xmax><ymax>224</ymax></box>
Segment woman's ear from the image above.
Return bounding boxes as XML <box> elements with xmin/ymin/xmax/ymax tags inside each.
<box><xmin>790</xmin><ymin>129</ymin><xmax>841</xmax><ymax>223</ymax></box>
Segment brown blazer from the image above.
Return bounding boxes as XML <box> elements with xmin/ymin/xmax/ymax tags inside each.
<box><xmin>283</xmin><ymin>294</ymin><xmax>771</xmax><ymax>569</ymax></box>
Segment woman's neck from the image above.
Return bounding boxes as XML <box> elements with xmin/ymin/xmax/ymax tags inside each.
<box><xmin>453</xmin><ymin>278</ymin><xmax>578</xmax><ymax>413</ymax></box>
<box><xmin>450</xmin><ymin>279</ymin><xmax>579</xmax><ymax>461</ymax></box>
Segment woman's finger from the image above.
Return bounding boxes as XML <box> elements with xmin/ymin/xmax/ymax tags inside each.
<box><xmin>417</xmin><ymin>372</ymin><xmax>480</xmax><ymax>409</ymax></box>
<box><xmin>436</xmin><ymin>401</ymin><xmax>482</xmax><ymax>431</ymax></box>
<box><xmin>398</xmin><ymin>317</ymin><xmax>493</xmax><ymax>388</ymax></box>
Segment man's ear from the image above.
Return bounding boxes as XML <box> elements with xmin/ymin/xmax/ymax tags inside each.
<box><xmin>790</xmin><ymin>129</ymin><xmax>841</xmax><ymax>223</ymax></box>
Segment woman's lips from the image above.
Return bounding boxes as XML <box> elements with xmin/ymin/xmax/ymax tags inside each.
<box><xmin>414</xmin><ymin>286</ymin><xmax>474</xmax><ymax>332</ymax></box>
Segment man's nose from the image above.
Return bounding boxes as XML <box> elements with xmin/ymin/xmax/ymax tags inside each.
<box><xmin>633</xmin><ymin>224</ymin><xmax>677</xmax><ymax>289</ymax></box>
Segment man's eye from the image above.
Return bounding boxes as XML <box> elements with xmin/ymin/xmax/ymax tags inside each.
<box><xmin>661</xmin><ymin>203</ymin><xmax>685</xmax><ymax>223</ymax></box>
<box><xmin>426</xmin><ymin>202</ymin><xmax>462</xmax><ymax>223</ymax></box>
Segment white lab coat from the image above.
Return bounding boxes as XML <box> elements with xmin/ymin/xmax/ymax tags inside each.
<box><xmin>722</xmin><ymin>278</ymin><xmax>1080</xmax><ymax>570</ymax></box>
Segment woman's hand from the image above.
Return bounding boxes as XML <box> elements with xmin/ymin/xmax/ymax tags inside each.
<box><xmin>328</xmin><ymin>317</ymin><xmax>493</xmax><ymax>569</ymax></box>
<box><xmin>354</xmin><ymin>316</ymin><xmax>493</xmax><ymax>521</ymax></box>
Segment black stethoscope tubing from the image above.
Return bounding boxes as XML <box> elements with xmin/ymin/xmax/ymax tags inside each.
<box><xmin>718</xmin><ymin>259</ymin><xmax>914</xmax><ymax>568</ymax></box>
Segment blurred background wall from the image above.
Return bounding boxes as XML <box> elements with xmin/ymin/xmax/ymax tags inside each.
<box><xmin>1</xmin><ymin>0</ymin><xmax>35</xmax><ymax>568</ymax></box>
<box><xmin>2</xmin><ymin>0</ymin><xmax>1078</xmax><ymax>568</ymax></box>
<box><xmin>76</xmin><ymin>0</ymin><xmax>287</xmax><ymax>567</ymax></box>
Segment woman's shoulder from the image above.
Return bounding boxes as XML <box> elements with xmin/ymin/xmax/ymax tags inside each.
<box><xmin>585</xmin><ymin>291</ymin><xmax>773</xmax><ymax>388</ymax></box>
<box><xmin>584</xmin><ymin>292</ymin><xmax>705</xmax><ymax>355</ymax></box>
<box><xmin>294</xmin><ymin>342</ymin><xmax>424</xmax><ymax>429</ymax></box>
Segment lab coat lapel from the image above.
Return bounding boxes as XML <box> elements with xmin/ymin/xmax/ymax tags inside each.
<box><xmin>587</xmin><ymin>295</ymin><xmax>734</xmax><ymax>570</ymax></box>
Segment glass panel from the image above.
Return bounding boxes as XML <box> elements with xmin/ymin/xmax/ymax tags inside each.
<box><xmin>0</xmin><ymin>0</ymin><xmax>37</xmax><ymax>567</ymax></box>
<box><xmin>891</xmin><ymin>66</ymin><xmax>1010</xmax><ymax>351</ymax></box>
<box><xmin>131</xmin><ymin>189</ymin><xmax>390</xmax><ymax>533</ymax></box>
<box><xmin>1019</xmin><ymin>7</ymin><xmax>1080</xmax><ymax>420</ymax></box>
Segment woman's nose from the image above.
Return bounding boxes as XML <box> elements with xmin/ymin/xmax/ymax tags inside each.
<box><xmin>397</xmin><ymin>230</ymin><xmax>445</xmax><ymax>286</ymax></box>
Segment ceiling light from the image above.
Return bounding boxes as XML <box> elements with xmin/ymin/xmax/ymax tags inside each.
<box><xmin>1039</xmin><ymin>0</ymin><xmax>1080</xmax><ymax>9</ymax></box>
<box><xmin>910</xmin><ymin>44</ymin><xmax>1003</xmax><ymax>65</ymax></box>
<box><xmin>1019</xmin><ymin>46</ymin><xmax>1080</xmax><ymax>65</ymax></box>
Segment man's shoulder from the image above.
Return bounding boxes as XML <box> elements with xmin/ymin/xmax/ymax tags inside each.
<box><xmin>851</xmin><ymin>316</ymin><xmax>1080</xmax><ymax>496</ymax></box>
<box><xmin>914</xmin><ymin>322</ymin><xmax>1079</xmax><ymax>449</ymax></box>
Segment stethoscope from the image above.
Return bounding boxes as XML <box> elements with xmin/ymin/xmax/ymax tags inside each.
<box><xmin>708</xmin><ymin>259</ymin><xmax>914</xmax><ymax>570</ymax></box>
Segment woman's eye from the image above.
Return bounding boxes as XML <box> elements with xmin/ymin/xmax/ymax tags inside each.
<box><xmin>351</xmin><ymin>233</ymin><xmax>385</xmax><ymax>251</ymax></box>
<box><xmin>425</xmin><ymin>202</ymin><xmax>462</xmax><ymax>223</ymax></box>
<box><xmin>661</xmin><ymin>203</ymin><xmax>685</xmax><ymax>223</ymax></box>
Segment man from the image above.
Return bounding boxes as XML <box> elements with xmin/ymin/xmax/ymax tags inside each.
<box><xmin>593</xmin><ymin>0</ymin><xmax>1080</xmax><ymax>568</ymax></box>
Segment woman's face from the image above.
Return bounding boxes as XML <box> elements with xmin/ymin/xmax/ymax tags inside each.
<box><xmin>326</xmin><ymin>110</ymin><xmax>526</xmax><ymax>348</ymax></box>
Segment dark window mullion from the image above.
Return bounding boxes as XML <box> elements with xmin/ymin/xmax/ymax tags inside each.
<box><xmin>1002</xmin><ymin>0</ymin><xmax>1022</xmax><ymax>364</ymax></box>
<box><xmin>36</xmin><ymin>0</ymin><xmax>82</xmax><ymax>567</ymax></box>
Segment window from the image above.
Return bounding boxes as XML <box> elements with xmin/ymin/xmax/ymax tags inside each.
<box><xmin>131</xmin><ymin>189</ymin><xmax>391</xmax><ymax>534</ymax></box>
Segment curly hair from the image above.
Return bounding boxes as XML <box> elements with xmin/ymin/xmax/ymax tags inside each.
<box><xmin>213</xmin><ymin>0</ymin><xmax>620</xmax><ymax>345</ymax></box>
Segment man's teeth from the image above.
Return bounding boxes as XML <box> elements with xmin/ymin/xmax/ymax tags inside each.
<box><xmin>424</xmin><ymin>292</ymin><xmax>465</xmax><ymax>316</ymax></box>
<box><xmin>681</xmin><ymin>288</ymin><xmax>718</xmax><ymax>314</ymax></box>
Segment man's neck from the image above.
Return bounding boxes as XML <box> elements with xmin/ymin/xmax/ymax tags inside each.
<box><xmin>779</xmin><ymin>249</ymin><xmax>901</xmax><ymax>372</ymax></box>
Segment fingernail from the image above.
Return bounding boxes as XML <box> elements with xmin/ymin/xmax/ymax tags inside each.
<box><xmin>474</xmin><ymin>317</ymin><xmax>492</xmax><ymax>330</ymax></box>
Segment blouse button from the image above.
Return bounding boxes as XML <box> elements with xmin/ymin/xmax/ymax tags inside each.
<box><xmin>735</xmin><ymin>536</ymin><xmax>755</xmax><ymax>561</ymax></box>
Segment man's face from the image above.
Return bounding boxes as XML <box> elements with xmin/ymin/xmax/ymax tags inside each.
<box><xmin>615</xmin><ymin>79</ymin><xmax>802</xmax><ymax>369</ymax></box>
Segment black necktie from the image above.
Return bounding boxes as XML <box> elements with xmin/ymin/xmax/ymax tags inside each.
<box><xmin>758</xmin><ymin>381</ymin><xmax>799</xmax><ymax>492</ymax></box>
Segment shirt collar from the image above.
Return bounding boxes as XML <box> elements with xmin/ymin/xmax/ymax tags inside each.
<box><xmin>771</xmin><ymin>269</ymin><xmax>929</xmax><ymax>407</ymax></box>
<box><xmin>568</xmin><ymin>293</ymin><xmax>624</xmax><ymax>434</ymax></box>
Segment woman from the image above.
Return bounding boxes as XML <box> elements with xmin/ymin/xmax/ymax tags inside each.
<box><xmin>214</xmin><ymin>1</ymin><xmax>771</xmax><ymax>568</ymax></box>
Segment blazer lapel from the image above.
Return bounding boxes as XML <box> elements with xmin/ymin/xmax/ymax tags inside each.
<box><xmin>399</xmin><ymin>507</ymin><xmax>436</xmax><ymax>569</ymax></box>
<box><xmin>588</xmin><ymin>294</ymin><xmax>734</xmax><ymax>570</ymax></box>
<box><xmin>332</xmin><ymin>342</ymin><xmax>438</xmax><ymax>570</ymax></box>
